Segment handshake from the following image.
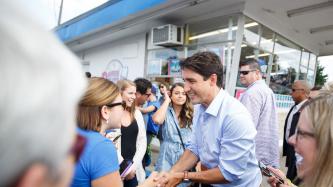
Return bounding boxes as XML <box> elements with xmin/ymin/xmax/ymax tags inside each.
<box><xmin>139</xmin><ymin>171</ymin><xmax>188</xmax><ymax>187</ymax></box>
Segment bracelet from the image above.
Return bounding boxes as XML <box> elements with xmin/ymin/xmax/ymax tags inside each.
<box><xmin>183</xmin><ymin>171</ymin><xmax>190</xmax><ymax>182</ymax></box>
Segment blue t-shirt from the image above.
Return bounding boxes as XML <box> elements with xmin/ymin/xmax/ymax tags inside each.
<box><xmin>71</xmin><ymin>128</ymin><xmax>119</xmax><ymax>187</ymax></box>
<box><xmin>145</xmin><ymin>100</ymin><xmax>160</xmax><ymax>135</ymax></box>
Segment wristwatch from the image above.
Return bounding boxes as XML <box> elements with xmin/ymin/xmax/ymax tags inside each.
<box><xmin>183</xmin><ymin>171</ymin><xmax>191</xmax><ymax>182</ymax></box>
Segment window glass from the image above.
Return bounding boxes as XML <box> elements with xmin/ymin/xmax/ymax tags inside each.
<box><xmin>307</xmin><ymin>53</ymin><xmax>317</xmax><ymax>86</ymax></box>
<box><xmin>259</xmin><ymin>26</ymin><xmax>275</xmax><ymax>53</ymax></box>
<box><xmin>243</xmin><ymin>17</ymin><xmax>259</xmax><ymax>47</ymax></box>
<box><xmin>270</xmin><ymin>35</ymin><xmax>301</xmax><ymax>94</ymax></box>
<box><xmin>299</xmin><ymin>50</ymin><xmax>310</xmax><ymax>80</ymax></box>
<box><xmin>237</xmin><ymin>44</ymin><xmax>271</xmax><ymax>87</ymax></box>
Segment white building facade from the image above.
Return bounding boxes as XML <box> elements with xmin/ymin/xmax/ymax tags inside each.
<box><xmin>55</xmin><ymin>0</ymin><xmax>333</xmax><ymax>108</ymax></box>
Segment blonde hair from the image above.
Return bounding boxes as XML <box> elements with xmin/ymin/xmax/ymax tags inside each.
<box><xmin>77</xmin><ymin>77</ymin><xmax>119</xmax><ymax>132</ymax></box>
<box><xmin>117</xmin><ymin>80</ymin><xmax>136</xmax><ymax>120</ymax></box>
<box><xmin>301</xmin><ymin>92</ymin><xmax>333</xmax><ymax>187</ymax></box>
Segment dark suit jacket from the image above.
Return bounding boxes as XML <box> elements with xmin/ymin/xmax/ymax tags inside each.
<box><xmin>282</xmin><ymin>105</ymin><xmax>300</xmax><ymax>181</ymax></box>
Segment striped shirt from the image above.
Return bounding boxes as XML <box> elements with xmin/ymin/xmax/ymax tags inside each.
<box><xmin>240</xmin><ymin>80</ymin><xmax>280</xmax><ymax>168</ymax></box>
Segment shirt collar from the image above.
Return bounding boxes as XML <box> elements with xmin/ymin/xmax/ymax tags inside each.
<box><xmin>295</xmin><ymin>99</ymin><xmax>308</xmax><ymax>111</ymax></box>
<box><xmin>246</xmin><ymin>79</ymin><xmax>264</xmax><ymax>90</ymax></box>
<box><xmin>202</xmin><ymin>89</ymin><xmax>226</xmax><ymax>117</ymax></box>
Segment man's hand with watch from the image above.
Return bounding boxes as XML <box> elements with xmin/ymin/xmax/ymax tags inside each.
<box><xmin>183</xmin><ymin>171</ymin><xmax>191</xmax><ymax>183</ymax></box>
<box><xmin>155</xmin><ymin>171</ymin><xmax>190</xmax><ymax>187</ymax></box>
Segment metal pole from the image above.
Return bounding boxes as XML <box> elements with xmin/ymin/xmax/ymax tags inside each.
<box><xmin>57</xmin><ymin>0</ymin><xmax>64</xmax><ymax>26</ymax></box>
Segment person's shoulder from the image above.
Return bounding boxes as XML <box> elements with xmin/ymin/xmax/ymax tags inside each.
<box><xmin>79</xmin><ymin>129</ymin><xmax>114</xmax><ymax>151</ymax></box>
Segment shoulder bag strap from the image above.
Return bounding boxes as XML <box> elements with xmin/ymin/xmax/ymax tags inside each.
<box><xmin>170</xmin><ymin>109</ymin><xmax>186</xmax><ymax>150</ymax></box>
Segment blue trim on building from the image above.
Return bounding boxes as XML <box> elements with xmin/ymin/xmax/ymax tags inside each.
<box><xmin>55</xmin><ymin>0</ymin><xmax>166</xmax><ymax>42</ymax></box>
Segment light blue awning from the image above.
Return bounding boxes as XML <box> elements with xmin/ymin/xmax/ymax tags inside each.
<box><xmin>55</xmin><ymin>0</ymin><xmax>166</xmax><ymax>42</ymax></box>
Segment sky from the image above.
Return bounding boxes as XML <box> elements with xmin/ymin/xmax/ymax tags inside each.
<box><xmin>17</xmin><ymin>0</ymin><xmax>333</xmax><ymax>82</ymax></box>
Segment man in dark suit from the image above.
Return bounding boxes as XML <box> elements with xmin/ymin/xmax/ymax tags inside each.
<box><xmin>283</xmin><ymin>80</ymin><xmax>310</xmax><ymax>181</ymax></box>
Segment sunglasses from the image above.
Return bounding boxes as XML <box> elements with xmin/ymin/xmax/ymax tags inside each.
<box><xmin>239</xmin><ymin>70</ymin><xmax>256</xmax><ymax>75</ymax></box>
<box><xmin>106</xmin><ymin>101</ymin><xmax>124</xmax><ymax>108</ymax></box>
<box><xmin>295</xmin><ymin>128</ymin><xmax>315</xmax><ymax>139</ymax></box>
<box><xmin>69</xmin><ymin>134</ymin><xmax>86</xmax><ymax>162</ymax></box>
<box><xmin>292</xmin><ymin>88</ymin><xmax>304</xmax><ymax>92</ymax></box>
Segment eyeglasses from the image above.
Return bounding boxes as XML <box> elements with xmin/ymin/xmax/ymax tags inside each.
<box><xmin>295</xmin><ymin>128</ymin><xmax>315</xmax><ymax>141</ymax></box>
<box><xmin>106</xmin><ymin>102</ymin><xmax>124</xmax><ymax>108</ymax></box>
<box><xmin>292</xmin><ymin>88</ymin><xmax>304</xmax><ymax>92</ymax></box>
<box><xmin>239</xmin><ymin>70</ymin><xmax>256</xmax><ymax>75</ymax></box>
<box><xmin>69</xmin><ymin>134</ymin><xmax>86</xmax><ymax>162</ymax></box>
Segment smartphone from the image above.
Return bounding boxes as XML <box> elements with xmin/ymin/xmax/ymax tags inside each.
<box><xmin>113</xmin><ymin>134</ymin><xmax>121</xmax><ymax>142</ymax></box>
<box><xmin>258</xmin><ymin>161</ymin><xmax>284</xmax><ymax>184</ymax></box>
<box><xmin>119</xmin><ymin>159</ymin><xmax>133</xmax><ymax>178</ymax></box>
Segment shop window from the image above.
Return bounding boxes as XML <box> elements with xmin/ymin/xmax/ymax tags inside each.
<box><xmin>299</xmin><ymin>50</ymin><xmax>310</xmax><ymax>80</ymax></box>
<box><xmin>237</xmin><ymin>44</ymin><xmax>271</xmax><ymax>88</ymax></box>
<box><xmin>147</xmin><ymin>47</ymin><xmax>184</xmax><ymax>77</ymax></box>
<box><xmin>243</xmin><ymin>17</ymin><xmax>259</xmax><ymax>47</ymax></box>
<box><xmin>307</xmin><ymin>53</ymin><xmax>317</xmax><ymax>86</ymax></box>
<box><xmin>259</xmin><ymin>26</ymin><xmax>275</xmax><ymax>53</ymax></box>
<box><xmin>270</xmin><ymin>35</ymin><xmax>301</xmax><ymax>94</ymax></box>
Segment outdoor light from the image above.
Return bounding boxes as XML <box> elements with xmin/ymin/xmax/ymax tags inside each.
<box><xmin>189</xmin><ymin>22</ymin><xmax>258</xmax><ymax>40</ymax></box>
<box><xmin>287</xmin><ymin>1</ymin><xmax>333</xmax><ymax>17</ymax></box>
<box><xmin>310</xmin><ymin>24</ymin><xmax>333</xmax><ymax>34</ymax></box>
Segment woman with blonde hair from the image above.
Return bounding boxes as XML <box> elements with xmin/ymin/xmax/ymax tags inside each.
<box><xmin>268</xmin><ymin>91</ymin><xmax>333</xmax><ymax>187</ymax></box>
<box><xmin>152</xmin><ymin>82</ymin><xmax>193</xmax><ymax>181</ymax></box>
<box><xmin>72</xmin><ymin>77</ymin><xmax>124</xmax><ymax>187</ymax></box>
<box><xmin>116</xmin><ymin>80</ymin><xmax>147</xmax><ymax>186</ymax></box>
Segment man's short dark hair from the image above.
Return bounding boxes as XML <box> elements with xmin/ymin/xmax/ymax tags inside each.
<box><xmin>180</xmin><ymin>51</ymin><xmax>223</xmax><ymax>87</ymax></box>
<box><xmin>85</xmin><ymin>72</ymin><xmax>91</xmax><ymax>78</ymax></box>
<box><xmin>239</xmin><ymin>59</ymin><xmax>261</xmax><ymax>71</ymax></box>
<box><xmin>134</xmin><ymin>78</ymin><xmax>152</xmax><ymax>94</ymax></box>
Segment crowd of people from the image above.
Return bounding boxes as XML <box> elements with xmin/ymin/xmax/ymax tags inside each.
<box><xmin>1</xmin><ymin>1</ymin><xmax>333</xmax><ymax>187</ymax></box>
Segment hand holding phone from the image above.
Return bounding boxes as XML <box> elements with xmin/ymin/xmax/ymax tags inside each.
<box><xmin>258</xmin><ymin>161</ymin><xmax>285</xmax><ymax>185</ymax></box>
<box><xmin>119</xmin><ymin>159</ymin><xmax>134</xmax><ymax>178</ymax></box>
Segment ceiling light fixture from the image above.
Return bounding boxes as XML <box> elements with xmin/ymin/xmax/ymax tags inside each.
<box><xmin>189</xmin><ymin>22</ymin><xmax>258</xmax><ymax>40</ymax></box>
<box><xmin>325</xmin><ymin>40</ymin><xmax>333</xmax><ymax>46</ymax></box>
<box><xmin>310</xmin><ymin>24</ymin><xmax>333</xmax><ymax>34</ymax></box>
<box><xmin>287</xmin><ymin>1</ymin><xmax>333</xmax><ymax>17</ymax></box>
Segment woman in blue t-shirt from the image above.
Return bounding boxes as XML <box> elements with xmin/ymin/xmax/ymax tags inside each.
<box><xmin>72</xmin><ymin>77</ymin><xmax>123</xmax><ymax>187</ymax></box>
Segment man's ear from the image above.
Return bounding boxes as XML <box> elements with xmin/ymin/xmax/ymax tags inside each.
<box><xmin>209</xmin><ymin>74</ymin><xmax>218</xmax><ymax>86</ymax></box>
<box><xmin>17</xmin><ymin>164</ymin><xmax>48</xmax><ymax>187</ymax></box>
<box><xmin>100</xmin><ymin>105</ymin><xmax>110</xmax><ymax>120</ymax></box>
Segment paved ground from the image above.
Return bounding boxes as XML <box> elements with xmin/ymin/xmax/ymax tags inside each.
<box><xmin>146</xmin><ymin>111</ymin><xmax>289</xmax><ymax>186</ymax></box>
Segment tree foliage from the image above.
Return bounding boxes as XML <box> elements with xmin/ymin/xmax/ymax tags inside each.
<box><xmin>315</xmin><ymin>63</ymin><xmax>328</xmax><ymax>86</ymax></box>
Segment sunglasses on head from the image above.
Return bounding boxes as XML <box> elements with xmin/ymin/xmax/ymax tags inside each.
<box><xmin>239</xmin><ymin>70</ymin><xmax>256</xmax><ymax>75</ymax></box>
<box><xmin>69</xmin><ymin>134</ymin><xmax>86</xmax><ymax>162</ymax></box>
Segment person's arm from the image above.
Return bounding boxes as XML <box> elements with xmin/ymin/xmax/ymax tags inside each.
<box><xmin>170</xmin><ymin>149</ymin><xmax>199</xmax><ymax>172</ymax></box>
<box><xmin>169</xmin><ymin>150</ymin><xmax>228</xmax><ymax>184</ymax></box>
<box><xmin>166</xmin><ymin>167</ymin><xmax>228</xmax><ymax>186</ymax></box>
<box><xmin>152</xmin><ymin>92</ymin><xmax>171</xmax><ymax>125</ymax></box>
<box><xmin>138</xmin><ymin>105</ymin><xmax>156</xmax><ymax>114</ymax></box>
<box><xmin>92</xmin><ymin>171</ymin><xmax>122</xmax><ymax>187</ymax></box>
<box><xmin>266</xmin><ymin>166</ymin><xmax>295</xmax><ymax>187</ymax></box>
<box><xmin>156</xmin><ymin>150</ymin><xmax>199</xmax><ymax>186</ymax></box>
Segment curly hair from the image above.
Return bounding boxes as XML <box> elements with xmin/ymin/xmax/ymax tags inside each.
<box><xmin>170</xmin><ymin>82</ymin><xmax>193</xmax><ymax>128</ymax></box>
